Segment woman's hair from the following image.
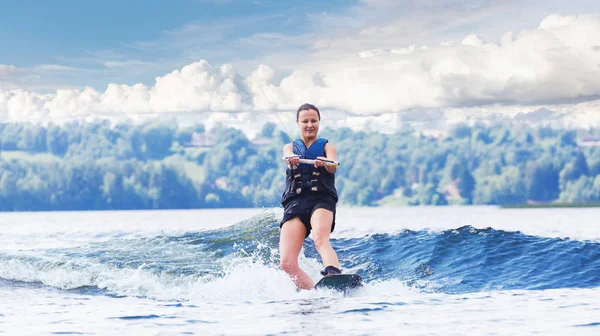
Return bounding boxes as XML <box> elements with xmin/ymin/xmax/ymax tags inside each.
<box><xmin>296</xmin><ymin>103</ymin><xmax>320</xmax><ymax>121</ymax></box>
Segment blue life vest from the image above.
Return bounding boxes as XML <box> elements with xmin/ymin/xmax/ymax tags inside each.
<box><xmin>281</xmin><ymin>138</ymin><xmax>338</xmax><ymax>205</ymax></box>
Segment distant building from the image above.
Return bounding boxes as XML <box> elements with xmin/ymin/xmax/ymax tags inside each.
<box><xmin>444</xmin><ymin>180</ymin><xmax>462</xmax><ymax>200</ymax></box>
<box><xmin>215</xmin><ymin>177</ymin><xmax>228</xmax><ymax>190</ymax></box>
<box><xmin>577</xmin><ymin>135</ymin><xmax>600</xmax><ymax>147</ymax></box>
<box><xmin>251</xmin><ymin>138</ymin><xmax>273</xmax><ymax>146</ymax></box>
<box><xmin>414</xmin><ymin>129</ymin><xmax>447</xmax><ymax>140</ymax></box>
<box><xmin>185</xmin><ymin>132</ymin><xmax>215</xmax><ymax>148</ymax></box>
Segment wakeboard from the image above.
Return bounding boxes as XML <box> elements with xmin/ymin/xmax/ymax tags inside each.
<box><xmin>314</xmin><ymin>274</ymin><xmax>363</xmax><ymax>292</ymax></box>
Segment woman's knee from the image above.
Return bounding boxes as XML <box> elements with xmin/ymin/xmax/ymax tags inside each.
<box><xmin>280</xmin><ymin>258</ymin><xmax>299</xmax><ymax>273</ymax></box>
<box><xmin>312</xmin><ymin>233</ymin><xmax>331</xmax><ymax>251</ymax></box>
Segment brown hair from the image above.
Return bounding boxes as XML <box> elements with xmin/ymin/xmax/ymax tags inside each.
<box><xmin>296</xmin><ymin>103</ymin><xmax>320</xmax><ymax>121</ymax></box>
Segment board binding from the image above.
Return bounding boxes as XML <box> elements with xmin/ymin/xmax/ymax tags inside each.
<box><xmin>314</xmin><ymin>274</ymin><xmax>363</xmax><ymax>292</ymax></box>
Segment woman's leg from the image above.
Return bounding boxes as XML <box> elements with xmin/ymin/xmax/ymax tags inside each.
<box><xmin>279</xmin><ymin>217</ymin><xmax>314</xmax><ymax>290</ymax></box>
<box><xmin>310</xmin><ymin>208</ymin><xmax>340</xmax><ymax>269</ymax></box>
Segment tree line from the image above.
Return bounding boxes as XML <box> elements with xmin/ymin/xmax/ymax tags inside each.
<box><xmin>0</xmin><ymin>120</ymin><xmax>599</xmax><ymax>211</ymax></box>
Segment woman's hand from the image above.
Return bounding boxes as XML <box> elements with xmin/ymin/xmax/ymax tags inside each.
<box><xmin>286</xmin><ymin>155</ymin><xmax>300</xmax><ymax>166</ymax></box>
<box><xmin>315</xmin><ymin>156</ymin><xmax>336</xmax><ymax>173</ymax></box>
<box><xmin>314</xmin><ymin>156</ymin><xmax>326</xmax><ymax>168</ymax></box>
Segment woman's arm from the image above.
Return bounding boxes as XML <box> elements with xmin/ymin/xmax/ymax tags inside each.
<box><xmin>318</xmin><ymin>143</ymin><xmax>337</xmax><ymax>174</ymax></box>
<box><xmin>283</xmin><ymin>143</ymin><xmax>300</xmax><ymax>166</ymax></box>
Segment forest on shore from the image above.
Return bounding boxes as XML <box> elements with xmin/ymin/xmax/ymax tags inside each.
<box><xmin>0</xmin><ymin>120</ymin><xmax>599</xmax><ymax>211</ymax></box>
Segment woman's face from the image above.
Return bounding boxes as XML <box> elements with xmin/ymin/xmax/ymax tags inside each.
<box><xmin>297</xmin><ymin>109</ymin><xmax>320</xmax><ymax>139</ymax></box>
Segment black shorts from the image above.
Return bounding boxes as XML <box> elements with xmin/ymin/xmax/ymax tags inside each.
<box><xmin>280</xmin><ymin>194</ymin><xmax>337</xmax><ymax>238</ymax></box>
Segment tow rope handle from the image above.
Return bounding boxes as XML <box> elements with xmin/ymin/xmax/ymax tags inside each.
<box><xmin>282</xmin><ymin>155</ymin><xmax>340</xmax><ymax>168</ymax></box>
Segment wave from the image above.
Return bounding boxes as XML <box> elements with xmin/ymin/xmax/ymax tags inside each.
<box><xmin>0</xmin><ymin>212</ymin><xmax>598</xmax><ymax>300</ymax></box>
<box><xmin>323</xmin><ymin>226</ymin><xmax>600</xmax><ymax>293</ymax></box>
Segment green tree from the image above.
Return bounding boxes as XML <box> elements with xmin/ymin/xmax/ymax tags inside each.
<box><xmin>524</xmin><ymin>159</ymin><xmax>559</xmax><ymax>201</ymax></box>
<box><xmin>143</xmin><ymin>125</ymin><xmax>175</xmax><ymax>159</ymax></box>
<box><xmin>46</xmin><ymin>125</ymin><xmax>69</xmax><ymax>156</ymax></box>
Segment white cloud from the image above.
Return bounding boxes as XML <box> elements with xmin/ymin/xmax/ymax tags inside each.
<box><xmin>349</xmin><ymin>13</ymin><xmax>600</xmax><ymax>108</ymax></box>
<box><xmin>0</xmin><ymin>65</ymin><xmax>28</xmax><ymax>78</ymax></box>
<box><xmin>1</xmin><ymin>13</ymin><xmax>600</xmax><ymax>135</ymax></box>
<box><xmin>103</xmin><ymin>60</ymin><xmax>151</xmax><ymax>69</ymax></box>
<box><xmin>35</xmin><ymin>64</ymin><xmax>77</xmax><ymax>72</ymax></box>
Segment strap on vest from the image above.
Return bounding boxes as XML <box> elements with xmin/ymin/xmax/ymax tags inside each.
<box><xmin>292</xmin><ymin>170</ymin><xmax>321</xmax><ymax>194</ymax></box>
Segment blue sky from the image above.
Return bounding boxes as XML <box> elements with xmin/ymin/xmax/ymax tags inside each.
<box><xmin>1</xmin><ymin>0</ymin><xmax>357</xmax><ymax>89</ymax></box>
<box><xmin>1</xmin><ymin>0</ymin><xmax>600</xmax><ymax>133</ymax></box>
<box><xmin>1</xmin><ymin>0</ymin><xmax>346</xmax><ymax>61</ymax></box>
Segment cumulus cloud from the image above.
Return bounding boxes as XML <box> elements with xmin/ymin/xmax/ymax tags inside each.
<box><xmin>1</xmin><ymin>13</ymin><xmax>600</xmax><ymax>133</ymax></box>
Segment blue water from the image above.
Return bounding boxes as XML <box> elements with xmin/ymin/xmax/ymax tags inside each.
<box><xmin>0</xmin><ymin>207</ymin><xmax>599</xmax><ymax>335</ymax></box>
<box><xmin>326</xmin><ymin>226</ymin><xmax>600</xmax><ymax>292</ymax></box>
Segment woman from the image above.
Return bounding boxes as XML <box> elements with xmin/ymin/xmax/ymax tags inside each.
<box><xmin>279</xmin><ymin>103</ymin><xmax>341</xmax><ymax>290</ymax></box>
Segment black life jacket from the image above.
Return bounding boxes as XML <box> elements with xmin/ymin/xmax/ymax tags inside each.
<box><xmin>281</xmin><ymin>138</ymin><xmax>338</xmax><ymax>205</ymax></box>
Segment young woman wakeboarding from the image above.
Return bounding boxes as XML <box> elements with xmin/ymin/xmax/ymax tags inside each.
<box><xmin>279</xmin><ymin>103</ymin><xmax>342</xmax><ymax>290</ymax></box>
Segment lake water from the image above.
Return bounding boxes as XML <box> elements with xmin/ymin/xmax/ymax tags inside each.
<box><xmin>1</xmin><ymin>206</ymin><xmax>599</xmax><ymax>335</ymax></box>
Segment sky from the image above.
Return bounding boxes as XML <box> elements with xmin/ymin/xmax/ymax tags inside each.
<box><xmin>1</xmin><ymin>0</ymin><xmax>600</xmax><ymax>136</ymax></box>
